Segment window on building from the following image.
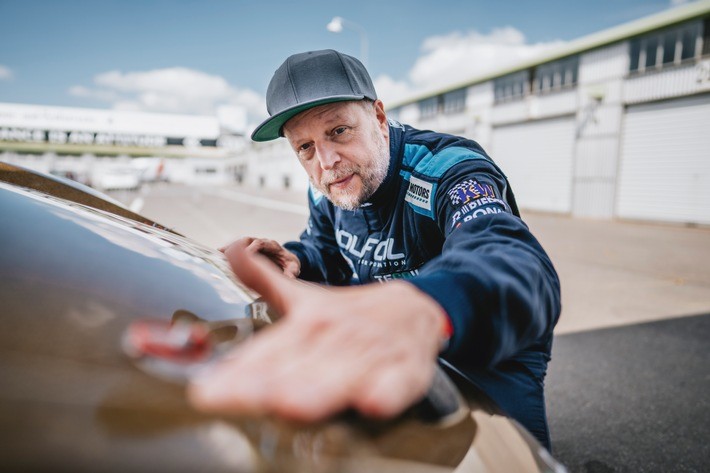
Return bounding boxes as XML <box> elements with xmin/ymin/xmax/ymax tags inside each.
<box><xmin>532</xmin><ymin>56</ymin><xmax>579</xmax><ymax>95</ymax></box>
<box><xmin>630</xmin><ymin>39</ymin><xmax>641</xmax><ymax>71</ymax></box>
<box><xmin>703</xmin><ymin>18</ymin><xmax>710</xmax><ymax>57</ymax></box>
<box><xmin>645</xmin><ymin>36</ymin><xmax>659</xmax><ymax>69</ymax></box>
<box><xmin>418</xmin><ymin>97</ymin><xmax>439</xmax><ymax>119</ymax></box>
<box><xmin>417</xmin><ymin>87</ymin><xmax>468</xmax><ymax>118</ymax></box>
<box><xmin>663</xmin><ymin>31</ymin><xmax>677</xmax><ymax>64</ymax></box>
<box><xmin>680</xmin><ymin>23</ymin><xmax>703</xmax><ymax>61</ymax></box>
<box><xmin>629</xmin><ymin>20</ymin><xmax>705</xmax><ymax>74</ymax></box>
<box><xmin>681</xmin><ymin>23</ymin><xmax>698</xmax><ymax>60</ymax></box>
<box><xmin>442</xmin><ymin>88</ymin><xmax>467</xmax><ymax>114</ymax></box>
<box><xmin>494</xmin><ymin>70</ymin><xmax>530</xmax><ymax>103</ymax></box>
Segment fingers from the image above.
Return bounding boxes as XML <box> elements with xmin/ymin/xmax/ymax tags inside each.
<box><xmin>282</xmin><ymin>259</ymin><xmax>301</xmax><ymax>279</ymax></box>
<box><xmin>219</xmin><ymin>236</ymin><xmax>255</xmax><ymax>253</ymax></box>
<box><xmin>188</xmin><ymin>334</ymin><xmax>277</xmax><ymax>417</ymax></box>
<box><xmin>189</xmin><ymin>314</ymin><xmax>437</xmax><ymax>422</ymax></box>
<box><xmin>248</xmin><ymin>238</ymin><xmax>280</xmax><ymax>254</ymax></box>
<box><xmin>221</xmin><ymin>238</ymin><xmax>300</xmax><ymax>277</ymax></box>
<box><xmin>223</xmin><ymin>241</ymin><xmax>298</xmax><ymax>316</ymax></box>
<box><xmin>354</xmin><ymin>358</ymin><xmax>435</xmax><ymax>418</ymax></box>
<box><xmin>188</xmin><ymin>316</ymin><xmax>355</xmax><ymax>421</ymax></box>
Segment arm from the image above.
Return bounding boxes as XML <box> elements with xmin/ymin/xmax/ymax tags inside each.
<box><xmin>407</xmin><ymin>162</ymin><xmax>561</xmax><ymax>368</ymax></box>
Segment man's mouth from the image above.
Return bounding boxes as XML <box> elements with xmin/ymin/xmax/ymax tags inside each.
<box><xmin>328</xmin><ymin>174</ymin><xmax>354</xmax><ymax>190</ymax></box>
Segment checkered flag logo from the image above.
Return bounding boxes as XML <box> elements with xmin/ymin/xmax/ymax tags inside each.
<box><xmin>447</xmin><ymin>179</ymin><xmax>495</xmax><ymax>206</ymax></box>
<box><xmin>448</xmin><ymin>179</ymin><xmax>476</xmax><ymax>205</ymax></box>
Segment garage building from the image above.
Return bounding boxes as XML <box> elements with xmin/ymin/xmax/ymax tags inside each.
<box><xmin>386</xmin><ymin>2</ymin><xmax>710</xmax><ymax>226</ymax></box>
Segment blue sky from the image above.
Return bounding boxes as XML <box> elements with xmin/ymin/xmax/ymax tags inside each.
<box><xmin>0</xmin><ymin>0</ymin><xmax>691</xmax><ymax>127</ymax></box>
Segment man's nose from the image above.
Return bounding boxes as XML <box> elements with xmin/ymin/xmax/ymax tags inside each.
<box><xmin>315</xmin><ymin>142</ymin><xmax>341</xmax><ymax>170</ymax></box>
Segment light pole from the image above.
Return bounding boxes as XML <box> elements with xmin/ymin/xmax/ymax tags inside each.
<box><xmin>326</xmin><ymin>16</ymin><xmax>368</xmax><ymax>68</ymax></box>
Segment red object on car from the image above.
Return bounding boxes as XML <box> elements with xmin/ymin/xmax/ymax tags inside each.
<box><xmin>124</xmin><ymin>319</ymin><xmax>211</xmax><ymax>363</ymax></box>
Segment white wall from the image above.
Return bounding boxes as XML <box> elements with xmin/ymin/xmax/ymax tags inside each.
<box><xmin>245</xmin><ymin>139</ymin><xmax>309</xmax><ymax>192</ymax></box>
<box><xmin>624</xmin><ymin>59</ymin><xmax>710</xmax><ymax>104</ymax></box>
<box><xmin>572</xmin><ymin>42</ymin><xmax>628</xmax><ymax>218</ymax></box>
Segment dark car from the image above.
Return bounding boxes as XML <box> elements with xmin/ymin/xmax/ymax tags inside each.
<box><xmin>0</xmin><ymin>161</ymin><xmax>565</xmax><ymax>473</ymax></box>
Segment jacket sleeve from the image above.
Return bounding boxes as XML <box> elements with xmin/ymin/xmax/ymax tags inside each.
<box><xmin>283</xmin><ymin>190</ymin><xmax>353</xmax><ymax>285</ymax></box>
<box><xmin>407</xmin><ymin>161</ymin><xmax>561</xmax><ymax>368</ymax></box>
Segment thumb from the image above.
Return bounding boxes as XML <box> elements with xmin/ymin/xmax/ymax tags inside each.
<box><xmin>223</xmin><ymin>239</ymin><xmax>297</xmax><ymax>316</ymax></box>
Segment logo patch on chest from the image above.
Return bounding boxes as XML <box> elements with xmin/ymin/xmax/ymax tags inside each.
<box><xmin>405</xmin><ymin>176</ymin><xmax>434</xmax><ymax>211</ymax></box>
<box><xmin>336</xmin><ymin>230</ymin><xmax>405</xmax><ymax>262</ymax></box>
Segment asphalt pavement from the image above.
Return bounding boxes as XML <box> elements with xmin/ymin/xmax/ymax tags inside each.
<box><xmin>111</xmin><ymin>182</ymin><xmax>710</xmax><ymax>473</ymax></box>
<box><xmin>548</xmin><ymin>313</ymin><xmax>710</xmax><ymax>473</ymax></box>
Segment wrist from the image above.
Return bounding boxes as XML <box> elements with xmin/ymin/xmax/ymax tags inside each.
<box><xmin>438</xmin><ymin>310</ymin><xmax>453</xmax><ymax>352</ymax></box>
<box><xmin>393</xmin><ymin>281</ymin><xmax>453</xmax><ymax>353</ymax></box>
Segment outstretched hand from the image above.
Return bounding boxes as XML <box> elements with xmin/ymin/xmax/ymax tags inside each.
<box><xmin>188</xmin><ymin>239</ymin><xmax>447</xmax><ymax>421</ymax></box>
<box><xmin>220</xmin><ymin>237</ymin><xmax>301</xmax><ymax>278</ymax></box>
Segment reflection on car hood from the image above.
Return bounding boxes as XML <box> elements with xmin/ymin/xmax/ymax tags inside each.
<box><xmin>0</xmin><ymin>160</ymin><xmax>174</xmax><ymax>233</ymax></box>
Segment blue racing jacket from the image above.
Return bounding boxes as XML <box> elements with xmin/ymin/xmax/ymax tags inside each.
<box><xmin>284</xmin><ymin>120</ymin><xmax>561</xmax><ymax>449</ymax></box>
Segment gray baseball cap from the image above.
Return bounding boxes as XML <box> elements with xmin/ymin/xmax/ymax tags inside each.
<box><xmin>251</xmin><ymin>49</ymin><xmax>377</xmax><ymax>142</ymax></box>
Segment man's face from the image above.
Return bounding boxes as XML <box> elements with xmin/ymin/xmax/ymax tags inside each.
<box><xmin>283</xmin><ymin>100</ymin><xmax>390</xmax><ymax>211</ymax></box>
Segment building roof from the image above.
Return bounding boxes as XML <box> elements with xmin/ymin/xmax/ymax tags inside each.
<box><xmin>389</xmin><ymin>1</ymin><xmax>710</xmax><ymax>109</ymax></box>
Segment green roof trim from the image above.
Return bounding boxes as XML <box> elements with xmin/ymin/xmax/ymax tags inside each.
<box><xmin>389</xmin><ymin>1</ymin><xmax>710</xmax><ymax>109</ymax></box>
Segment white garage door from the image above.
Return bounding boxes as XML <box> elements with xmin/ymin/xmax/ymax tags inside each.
<box><xmin>491</xmin><ymin>116</ymin><xmax>575</xmax><ymax>213</ymax></box>
<box><xmin>618</xmin><ymin>94</ymin><xmax>710</xmax><ymax>225</ymax></box>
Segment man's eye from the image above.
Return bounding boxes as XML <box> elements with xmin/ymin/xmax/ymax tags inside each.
<box><xmin>299</xmin><ymin>143</ymin><xmax>312</xmax><ymax>152</ymax></box>
<box><xmin>333</xmin><ymin>127</ymin><xmax>347</xmax><ymax>135</ymax></box>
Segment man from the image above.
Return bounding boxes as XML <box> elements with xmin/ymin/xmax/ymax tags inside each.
<box><xmin>189</xmin><ymin>49</ymin><xmax>561</xmax><ymax>450</ymax></box>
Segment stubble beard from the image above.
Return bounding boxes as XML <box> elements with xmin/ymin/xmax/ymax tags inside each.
<box><xmin>312</xmin><ymin>131</ymin><xmax>390</xmax><ymax>211</ymax></box>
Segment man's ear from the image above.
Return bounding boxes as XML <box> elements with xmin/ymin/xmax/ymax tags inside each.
<box><xmin>373</xmin><ymin>100</ymin><xmax>389</xmax><ymax>135</ymax></box>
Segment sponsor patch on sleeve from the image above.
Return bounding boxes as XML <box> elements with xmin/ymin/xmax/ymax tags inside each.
<box><xmin>447</xmin><ymin>179</ymin><xmax>509</xmax><ymax>230</ymax></box>
<box><xmin>405</xmin><ymin>175</ymin><xmax>434</xmax><ymax>212</ymax></box>
<box><xmin>447</xmin><ymin>179</ymin><xmax>497</xmax><ymax>206</ymax></box>
<box><xmin>450</xmin><ymin>199</ymin><xmax>506</xmax><ymax>229</ymax></box>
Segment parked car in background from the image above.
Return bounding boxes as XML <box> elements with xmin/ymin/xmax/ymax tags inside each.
<box><xmin>94</xmin><ymin>165</ymin><xmax>142</xmax><ymax>191</ymax></box>
<box><xmin>132</xmin><ymin>157</ymin><xmax>169</xmax><ymax>183</ymax></box>
<box><xmin>0</xmin><ymin>161</ymin><xmax>565</xmax><ymax>473</ymax></box>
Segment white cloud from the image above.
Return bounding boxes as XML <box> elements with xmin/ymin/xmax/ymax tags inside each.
<box><xmin>379</xmin><ymin>27</ymin><xmax>565</xmax><ymax>104</ymax></box>
<box><xmin>670</xmin><ymin>0</ymin><xmax>688</xmax><ymax>5</ymax></box>
<box><xmin>69</xmin><ymin>67</ymin><xmax>266</xmax><ymax>127</ymax></box>
<box><xmin>69</xmin><ymin>27</ymin><xmax>566</xmax><ymax>127</ymax></box>
<box><xmin>68</xmin><ymin>85</ymin><xmax>120</xmax><ymax>102</ymax></box>
<box><xmin>0</xmin><ymin>65</ymin><xmax>14</xmax><ymax>80</ymax></box>
<box><xmin>374</xmin><ymin>74</ymin><xmax>415</xmax><ymax>105</ymax></box>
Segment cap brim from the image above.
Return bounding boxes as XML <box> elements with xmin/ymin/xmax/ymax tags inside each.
<box><xmin>251</xmin><ymin>95</ymin><xmax>365</xmax><ymax>142</ymax></box>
